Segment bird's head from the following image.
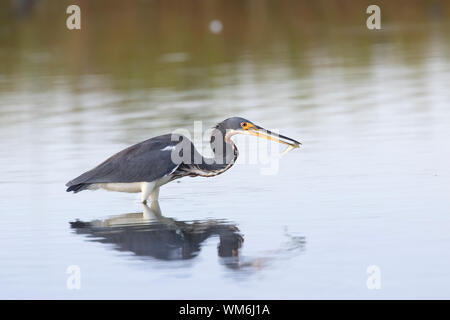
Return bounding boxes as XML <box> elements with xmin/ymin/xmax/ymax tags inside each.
<box><xmin>214</xmin><ymin>117</ymin><xmax>301</xmax><ymax>148</ymax></box>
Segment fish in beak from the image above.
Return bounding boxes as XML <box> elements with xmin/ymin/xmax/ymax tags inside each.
<box><xmin>240</xmin><ymin>122</ymin><xmax>301</xmax><ymax>148</ymax></box>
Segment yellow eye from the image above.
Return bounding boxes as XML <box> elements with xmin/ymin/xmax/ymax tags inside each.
<box><xmin>241</xmin><ymin>122</ymin><xmax>248</xmax><ymax>129</ymax></box>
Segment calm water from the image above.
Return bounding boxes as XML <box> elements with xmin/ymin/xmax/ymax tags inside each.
<box><xmin>1</xmin><ymin>1</ymin><xmax>450</xmax><ymax>299</ymax></box>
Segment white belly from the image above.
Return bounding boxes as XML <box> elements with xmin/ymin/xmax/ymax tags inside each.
<box><xmin>90</xmin><ymin>176</ymin><xmax>174</xmax><ymax>203</ymax></box>
<box><xmin>94</xmin><ymin>182</ymin><xmax>144</xmax><ymax>193</ymax></box>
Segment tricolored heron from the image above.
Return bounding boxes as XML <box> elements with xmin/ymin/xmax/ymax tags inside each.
<box><xmin>66</xmin><ymin>117</ymin><xmax>300</xmax><ymax>203</ymax></box>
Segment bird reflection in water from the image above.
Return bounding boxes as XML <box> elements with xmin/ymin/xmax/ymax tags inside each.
<box><xmin>70</xmin><ymin>202</ymin><xmax>244</xmax><ymax>261</ymax></box>
<box><xmin>70</xmin><ymin>203</ymin><xmax>306</xmax><ymax>270</ymax></box>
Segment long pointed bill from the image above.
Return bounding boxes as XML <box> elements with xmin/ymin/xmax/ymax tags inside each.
<box><xmin>246</xmin><ymin>125</ymin><xmax>301</xmax><ymax>148</ymax></box>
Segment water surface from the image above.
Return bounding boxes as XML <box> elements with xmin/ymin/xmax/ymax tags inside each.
<box><xmin>0</xmin><ymin>0</ymin><xmax>450</xmax><ymax>299</ymax></box>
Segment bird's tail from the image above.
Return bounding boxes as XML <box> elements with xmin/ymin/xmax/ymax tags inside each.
<box><xmin>66</xmin><ymin>183</ymin><xmax>90</xmax><ymax>193</ymax></box>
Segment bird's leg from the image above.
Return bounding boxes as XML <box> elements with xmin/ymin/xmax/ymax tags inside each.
<box><xmin>142</xmin><ymin>201</ymin><xmax>175</xmax><ymax>225</ymax></box>
<box><xmin>142</xmin><ymin>202</ymin><xmax>162</xmax><ymax>220</ymax></box>
<box><xmin>150</xmin><ymin>187</ymin><xmax>160</xmax><ymax>202</ymax></box>
<box><xmin>140</xmin><ymin>182</ymin><xmax>155</xmax><ymax>204</ymax></box>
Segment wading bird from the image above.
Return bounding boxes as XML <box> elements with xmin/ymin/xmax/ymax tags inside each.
<box><xmin>66</xmin><ymin>117</ymin><xmax>300</xmax><ymax>203</ymax></box>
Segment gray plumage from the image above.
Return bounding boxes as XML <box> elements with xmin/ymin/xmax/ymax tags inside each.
<box><xmin>66</xmin><ymin>134</ymin><xmax>183</xmax><ymax>192</ymax></box>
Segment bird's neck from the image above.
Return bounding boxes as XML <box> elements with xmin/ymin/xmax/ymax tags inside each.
<box><xmin>194</xmin><ymin>128</ymin><xmax>239</xmax><ymax>176</ymax></box>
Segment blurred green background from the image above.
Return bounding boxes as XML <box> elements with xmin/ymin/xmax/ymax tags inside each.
<box><xmin>1</xmin><ymin>0</ymin><xmax>449</xmax><ymax>92</ymax></box>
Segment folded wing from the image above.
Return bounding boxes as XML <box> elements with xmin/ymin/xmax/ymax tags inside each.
<box><xmin>66</xmin><ymin>134</ymin><xmax>181</xmax><ymax>192</ymax></box>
